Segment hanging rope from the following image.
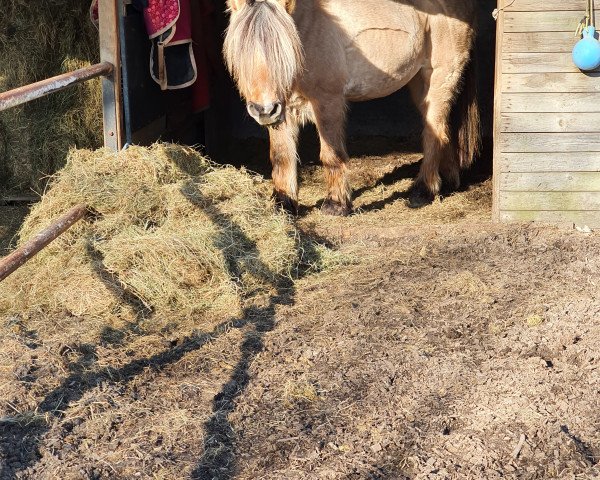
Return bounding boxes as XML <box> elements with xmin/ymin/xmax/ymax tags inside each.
<box><xmin>576</xmin><ymin>0</ymin><xmax>595</xmax><ymax>36</ymax></box>
<box><xmin>491</xmin><ymin>0</ymin><xmax>516</xmax><ymax>21</ymax></box>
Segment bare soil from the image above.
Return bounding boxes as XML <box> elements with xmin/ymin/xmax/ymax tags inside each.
<box><xmin>1</xmin><ymin>139</ymin><xmax>599</xmax><ymax>479</ymax></box>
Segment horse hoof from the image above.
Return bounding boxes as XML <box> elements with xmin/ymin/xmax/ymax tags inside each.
<box><xmin>408</xmin><ymin>185</ymin><xmax>435</xmax><ymax>209</ymax></box>
<box><xmin>321</xmin><ymin>198</ymin><xmax>352</xmax><ymax>216</ymax></box>
<box><xmin>274</xmin><ymin>193</ymin><xmax>298</xmax><ymax>216</ymax></box>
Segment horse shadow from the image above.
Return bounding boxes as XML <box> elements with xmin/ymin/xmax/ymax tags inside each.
<box><xmin>0</xmin><ymin>178</ymin><xmax>319</xmax><ymax>479</ymax></box>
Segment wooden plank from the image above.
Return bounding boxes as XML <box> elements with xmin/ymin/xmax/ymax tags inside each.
<box><xmin>503</xmin><ymin>53</ymin><xmax>588</xmax><ymax>74</ymax></box>
<box><xmin>504</xmin><ymin>12</ymin><xmax>582</xmax><ymax>33</ymax></box>
<box><xmin>502</xmin><ymin>0</ymin><xmax>586</xmax><ymax>12</ymax></box>
<box><xmin>500</xmin><ymin>133</ymin><xmax>600</xmax><ymax>152</ymax></box>
<box><xmin>99</xmin><ymin>0</ymin><xmax>124</xmax><ymax>150</ymax></box>
<box><xmin>499</xmin><ymin>152</ymin><xmax>600</xmax><ymax>172</ymax></box>
<box><xmin>500</xmin><ymin>112</ymin><xmax>600</xmax><ymax>133</ymax></box>
<box><xmin>500</xmin><ymin>172</ymin><xmax>600</xmax><ymax>192</ymax></box>
<box><xmin>503</xmin><ymin>72</ymin><xmax>600</xmax><ymax>93</ymax></box>
<box><xmin>503</xmin><ymin>32</ymin><xmax>576</xmax><ymax>53</ymax></box>
<box><xmin>492</xmin><ymin>0</ymin><xmax>505</xmax><ymax>221</ymax></box>
<box><xmin>499</xmin><ymin>192</ymin><xmax>600</xmax><ymax>210</ymax></box>
<box><xmin>502</xmin><ymin>93</ymin><xmax>600</xmax><ymax>112</ymax></box>
<box><xmin>500</xmin><ymin>210</ymin><xmax>600</xmax><ymax>228</ymax></box>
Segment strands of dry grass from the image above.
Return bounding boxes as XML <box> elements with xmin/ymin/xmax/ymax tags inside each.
<box><xmin>0</xmin><ymin>0</ymin><xmax>102</xmax><ymax>192</ymax></box>
<box><xmin>0</xmin><ymin>144</ymin><xmax>333</xmax><ymax>345</ymax></box>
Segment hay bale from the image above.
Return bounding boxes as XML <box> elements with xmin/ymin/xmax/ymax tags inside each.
<box><xmin>0</xmin><ymin>144</ymin><xmax>309</xmax><ymax>341</ymax></box>
<box><xmin>0</xmin><ymin>0</ymin><xmax>101</xmax><ymax>191</ymax></box>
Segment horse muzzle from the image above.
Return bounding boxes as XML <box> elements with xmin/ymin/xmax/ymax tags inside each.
<box><xmin>247</xmin><ymin>101</ymin><xmax>284</xmax><ymax>126</ymax></box>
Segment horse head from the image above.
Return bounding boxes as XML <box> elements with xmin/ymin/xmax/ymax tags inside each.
<box><xmin>224</xmin><ymin>0</ymin><xmax>303</xmax><ymax>126</ymax></box>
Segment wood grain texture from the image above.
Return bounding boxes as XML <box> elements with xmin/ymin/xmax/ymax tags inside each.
<box><xmin>503</xmin><ymin>72</ymin><xmax>600</xmax><ymax>93</ymax></box>
<box><xmin>500</xmin><ymin>133</ymin><xmax>600</xmax><ymax>153</ymax></box>
<box><xmin>502</xmin><ymin>32</ymin><xmax>577</xmax><ymax>53</ymax></box>
<box><xmin>504</xmin><ymin>11</ymin><xmax>582</xmax><ymax>33</ymax></box>
<box><xmin>493</xmin><ymin>0</ymin><xmax>505</xmax><ymax>221</ymax></box>
<box><xmin>503</xmin><ymin>53</ymin><xmax>587</xmax><ymax>74</ymax></box>
<box><xmin>494</xmin><ymin>2</ymin><xmax>599</xmax><ymax>220</ymax></box>
<box><xmin>501</xmin><ymin>0</ymin><xmax>586</xmax><ymax>12</ymax></box>
<box><xmin>499</xmin><ymin>172</ymin><xmax>600</xmax><ymax>191</ymax></box>
<box><xmin>499</xmin><ymin>191</ymin><xmax>600</xmax><ymax>210</ymax></box>
<box><xmin>502</xmin><ymin>93</ymin><xmax>600</xmax><ymax>113</ymax></box>
<box><xmin>500</xmin><ymin>210</ymin><xmax>600</xmax><ymax>227</ymax></box>
<box><xmin>498</xmin><ymin>153</ymin><xmax>600</xmax><ymax>173</ymax></box>
<box><xmin>500</xmin><ymin>112</ymin><xmax>600</xmax><ymax>133</ymax></box>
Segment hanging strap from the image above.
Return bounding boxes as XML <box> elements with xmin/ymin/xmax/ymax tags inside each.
<box><xmin>576</xmin><ymin>0</ymin><xmax>594</xmax><ymax>36</ymax></box>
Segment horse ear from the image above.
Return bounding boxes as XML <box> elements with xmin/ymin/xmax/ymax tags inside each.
<box><xmin>228</xmin><ymin>0</ymin><xmax>245</xmax><ymax>11</ymax></box>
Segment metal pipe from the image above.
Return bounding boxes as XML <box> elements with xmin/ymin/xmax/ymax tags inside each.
<box><xmin>0</xmin><ymin>204</ymin><xmax>88</xmax><ymax>282</ymax></box>
<box><xmin>0</xmin><ymin>62</ymin><xmax>113</xmax><ymax>112</ymax></box>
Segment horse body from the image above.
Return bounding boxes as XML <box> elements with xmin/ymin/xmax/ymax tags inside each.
<box><xmin>296</xmin><ymin>0</ymin><xmax>425</xmax><ymax>102</ymax></box>
<box><xmin>224</xmin><ymin>0</ymin><xmax>480</xmax><ymax>215</ymax></box>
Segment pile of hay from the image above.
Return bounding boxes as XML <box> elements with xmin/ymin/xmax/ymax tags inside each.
<box><xmin>0</xmin><ymin>144</ymin><xmax>317</xmax><ymax>343</ymax></box>
<box><xmin>0</xmin><ymin>0</ymin><xmax>101</xmax><ymax>191</ymax></box>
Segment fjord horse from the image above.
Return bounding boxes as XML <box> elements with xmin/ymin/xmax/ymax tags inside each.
<box><xmin>224</xmin><ymin>0</ymin><xmax>480</xmax><ymax>215</ymax></box>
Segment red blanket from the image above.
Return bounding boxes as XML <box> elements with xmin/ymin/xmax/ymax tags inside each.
<box><xmin>90</xmin><ymin>0</ymin><xmax>210</xmax><ymax>111</ymax></box>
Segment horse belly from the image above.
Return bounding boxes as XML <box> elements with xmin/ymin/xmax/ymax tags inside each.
<box><xmin>331</xmin><ymin>1</ymin><xmax>425</xmax><ymax>101</ymax></box>
<box><xmin>344</xmin><ymin>29</ymin><xmax>422</xmax><ymax>101</ymax></box>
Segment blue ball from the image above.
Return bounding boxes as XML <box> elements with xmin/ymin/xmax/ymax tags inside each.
<box><xmin>573</xmin><ymin>26</ymin><xmax>600</xmax><ymax>71</ymax></box>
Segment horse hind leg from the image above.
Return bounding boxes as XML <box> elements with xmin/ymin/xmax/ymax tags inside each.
<box><xmin>408</xmin><ymin>66</ymin><xmax>463</xmax><ymax>208</ymax></box>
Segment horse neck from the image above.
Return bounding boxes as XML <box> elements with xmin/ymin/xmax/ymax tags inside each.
<box><xmin>291</xmin><ymin>0</ymin><xmax>319</xmax><ymax>37</ymax></box>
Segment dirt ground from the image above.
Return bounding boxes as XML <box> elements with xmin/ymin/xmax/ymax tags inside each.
<box><xmin>0</xmin><ymin>139</ymin><xmax>599</xmax><ymax>479</ymax></box>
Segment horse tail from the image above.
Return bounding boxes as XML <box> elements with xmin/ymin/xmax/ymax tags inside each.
<box><xmin>451</xmin><ymin>41</ymin><xmax>481</xmax><ymax>170</ymax></box>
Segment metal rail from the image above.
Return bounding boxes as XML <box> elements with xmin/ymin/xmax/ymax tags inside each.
<box><xmin>0</xmin><ymin>62</ymin><xmax>113</xmax><ymax>112</ymax></box>
<box><xmin>0</xmin><ymin>0</ymin><xmax>122</xmax><ymax>282</ymax></box>
<box><xmin>0</xmin><ymin>204</ymin><xmax>88</xmax><ymax>282</ymax></box>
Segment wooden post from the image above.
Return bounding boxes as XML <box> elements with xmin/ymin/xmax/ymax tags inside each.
<box><xmin>99</xmin><ymin>0</ymin><xmax>124</xmax><ymax>150</ymax></box>
<box><xmin>0</xmin><ymin>205</ymin><xmax>88</xmax><ymax>282</ymax></box>
<box><xmin>492</xmin><ymin>0</ymin><xmax>504</xmax><ymax>222</ymax></box>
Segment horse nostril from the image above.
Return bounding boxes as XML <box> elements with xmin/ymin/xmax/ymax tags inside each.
<box><xmin>247</xmin><ymin>102</ymin><xmax>261</xmax><ymax>117</ymax></box>
<box><xmin>269</xmin><ymin>102</ymin><xmax>282</xmax><ymax>117</ymax></box>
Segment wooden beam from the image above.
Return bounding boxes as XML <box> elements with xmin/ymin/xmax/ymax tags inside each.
<box><xmin>503</xmin><ymin>53</ymin><xmax>591</xmax><ymax>74</ymax></box>
<box><xmin>99</xmin><ymin>0</ymin><xmax>124</xmax><ymax>150</ymax></box>
<box><xmin>502</xmin><ymin>0</ymin><xmax>586</xmax><ymax>12</ymax></box>
<box><xmin>500</xmin><ymin>192</ymin><xmax>600</xmax><ymax>211</ymax></box>
<box><xmin>500</xmin><ymin>210</ymin><xmax>600</xmax><ymax>229</ymax></box>
<box><xmin>500</xmin><ymin>133</ymin><xmax>600</xmax><ymax>153</ymax></box>
<box><xmin>498</xmin><ymin>153</ymin><xmax>600</xmax><ymax>173</ymax></box>
<box><xmin>503</xmin><ymin>72</ymin><xmax>600</xmax><ymax>93</ymax></box>
<box><xmin>502</xmin><ymin>93</ymin><xmax>600</xmax><ymax>113</ymax></box>
<box><xmin>0</xmin><ymin>204</ymin><xmax>88</xmax><ymax>282</ymax></box>
<box><xmin>500</xmin><ymin>172</ymin><xmax>600</xmax><ymax>192</ymax></box>
<box><xmin>492</xmin><ymin>0</ymin><xmax>505</xmax><ymax>221</ymax></box>
<box><xmin>504</xmin><ymin>11</ymin><xmax>581</xmax><ymax>33</ymax></box>
<box><xmin>500</xmin><ymin>112</ymin><xmax>600</xmax><ymax>133</ymax></box>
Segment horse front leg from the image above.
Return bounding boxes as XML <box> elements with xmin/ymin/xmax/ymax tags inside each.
<box><xmin>268</xmin><ymin>118</ymin><xmax>300</xmax><ymax>215</ymax></box>
<box><xmin>312</xmin><ymin>95</ymin><xmax>352</xmax><ymax>216</ymax></box>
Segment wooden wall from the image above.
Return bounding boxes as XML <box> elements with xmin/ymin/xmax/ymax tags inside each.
<box><xmin>494</xmin><ymin>0</ymin><xmax>600</xmax><ymax>228</ymax></box>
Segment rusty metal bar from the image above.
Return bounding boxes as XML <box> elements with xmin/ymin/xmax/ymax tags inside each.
<box><xmin>0</xmin><ymin>62</ymin><xmax>113</xmax><ymax>112</ymax></box>
<box><xmin>0</xmin><ymin>204</ymin><xmax>88</xmax><ymax>282</ymax></box>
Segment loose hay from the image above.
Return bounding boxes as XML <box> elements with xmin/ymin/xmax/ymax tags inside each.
<box><xmin>0</xmin><ymin>0</ymin><xmax>101</xmax><ymax>191</ymax></box>
<box><xmin>0</xmin><ymin>144</ymin><xmax>321</xmax><ymax>342</ymax></box>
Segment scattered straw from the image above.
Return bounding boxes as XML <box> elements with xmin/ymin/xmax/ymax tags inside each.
<box><xmin>0</xmin><ymin>144</ymin><xmax>334</xmax><ymax>342</ymax></box>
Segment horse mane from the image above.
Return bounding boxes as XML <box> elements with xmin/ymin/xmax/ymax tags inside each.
<box><xmin>223</xmin><ymin>0</ymin><xmax>304</xmax><ymax>97</ymax></box>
